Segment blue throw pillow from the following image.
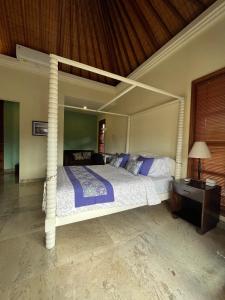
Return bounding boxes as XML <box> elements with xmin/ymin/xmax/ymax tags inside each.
<box><xmin>138</xmin><ymin>156</ymin><xmax>154</xmax><ymax>176</ymax></box>
<box><xmin>126</xmin><ymin>160</ymin><xmax>143</xmax><ymax>175</ymax></box>
<box><xmin>119</xmin><ymin>153</ymin><xmax>130</xmax><ymax>168</ymax></box>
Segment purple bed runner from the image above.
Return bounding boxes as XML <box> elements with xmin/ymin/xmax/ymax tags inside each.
<box><xmin>64</xmin><ymin>166</ymin><xmax>114</xmax><ymax>207</ymax></box>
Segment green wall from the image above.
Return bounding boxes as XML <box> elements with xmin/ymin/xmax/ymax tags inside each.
<box><xmin>4</xmin><ymin>101</ymin><xmax>19</xmax><ymax>171</ymax></box>
<box><xmin>64</xmin><ymin>110</ymin><xmax>97</xmax><ymax>151</ymax></box>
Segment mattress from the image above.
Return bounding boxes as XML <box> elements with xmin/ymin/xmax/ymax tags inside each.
<box><xmin>55</xmin><ymin>165</ymin><xmax>162</xmax><ymax>217</ymax></box>
<box><xmin>151</xmin><ymin>176</ymin><xmax>173</xmax><ymax>194</ymax></box>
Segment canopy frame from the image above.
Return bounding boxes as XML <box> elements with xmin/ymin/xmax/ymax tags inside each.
<box><xmin>45</xmin><ymin>54</ymin><xmax>185</xmax><ymax>249</ymax></box>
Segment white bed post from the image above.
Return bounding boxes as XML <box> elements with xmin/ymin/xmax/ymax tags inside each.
<box><xmin>126</xmin><ymin>116</ymin><xmax>131</xmax><ymax>153</ymax></box>
<box><xmin>45</xmin><ymin>55</ymin><xmax>58</xmax><ymax>249</ymax></box>
<box><xmin>175</xmin><ymin>98</ymin><xmax>185</xmax><ymax>179</ymax></box>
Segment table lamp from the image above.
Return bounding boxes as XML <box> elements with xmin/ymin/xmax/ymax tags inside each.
<box><xmin>189</xmin><ymin>141</ymin><xmax>211</xmax><ymax>180</ymax></box>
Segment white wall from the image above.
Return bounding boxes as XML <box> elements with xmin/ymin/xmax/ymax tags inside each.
<box><xmin>130</xmin><ymin>101</ymin><xmax>179</xmax><ymax>157</ymax></box>
<box><xmin>98</xmin><ymin>114</ymin><xmax>128</xmax><ymax>154</ymax></box>
<box><xmin>111</xmin><ymin>14</ymin><xmax>225</xmax><ymax>176</ymax></box>
<box><xmin>0</xmin><ymin>62</ymin><xmax>114</xmax><ymax>181</ymax></box>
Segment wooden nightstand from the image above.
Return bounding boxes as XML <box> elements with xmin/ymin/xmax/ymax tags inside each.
<box><xmin>170</xmin><ymin>179</ymin><xmax>221</xmax><ymax>234</ymax></box>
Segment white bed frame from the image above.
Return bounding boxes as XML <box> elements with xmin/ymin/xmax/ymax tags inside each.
<box><xmin>55</xmin><ymin>193</ymin><xmax>169</xmax><ymax>227</ymax></box>
<box><xmin>45</xmin><ymin>54</ymin><xmax>185</xmax><ymax>249</ymax></box>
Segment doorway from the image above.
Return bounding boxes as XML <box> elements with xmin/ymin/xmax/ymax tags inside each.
<box><xmin>0</xmin><ymin>100</ymin><xmax>19</xmax><ymax>176</ymax></box>
<box><xmin>98</xmin><ymin>119</ymin><xmax>106</xmax><ymax>153</ymax></box>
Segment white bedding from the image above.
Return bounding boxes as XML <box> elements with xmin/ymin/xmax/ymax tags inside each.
<box><xmin>151</xmin><ymin>176</ymin><xmax>173</xmax><ymax>194</ymax></box>
<box><xmin>56</xmin><ymin>165</ymin><xmax>162</xmax><ymax>217</ymax></box>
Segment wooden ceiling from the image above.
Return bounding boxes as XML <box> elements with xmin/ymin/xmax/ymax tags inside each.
<box><xmin>0</xmin><ymin>0</ymin><xmax>216</xmax><ymax>85</ymax></box>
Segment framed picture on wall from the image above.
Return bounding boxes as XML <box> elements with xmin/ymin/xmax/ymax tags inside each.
<box><xmin>32</xmin><ymin>121</ymin><xmax>48</xmax><ymax>136</ymax></box>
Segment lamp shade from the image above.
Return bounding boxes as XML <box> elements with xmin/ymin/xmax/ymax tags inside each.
<box><xmin>189</xmin><ymin>141</ymin><xmax>211</xmax><ymax>159</ymax></box>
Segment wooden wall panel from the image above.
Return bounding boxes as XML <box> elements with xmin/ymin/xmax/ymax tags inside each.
<box><xmin>0</xmin><ymin>101</ymin><xmax>4</xmax><ymax>173</ymax></box>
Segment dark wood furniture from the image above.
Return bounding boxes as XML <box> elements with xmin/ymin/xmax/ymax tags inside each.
<box><xmin>63</xmin><ymin>150</ymin><xmax>104</xmax><ymax>166</ymax></box>
<box><xmin>63</xmin><ymin>150</ymin><xmax>94</xmax><ymax>166</ymax></box>
<box><xmin>170</xmin><ymin>179</ymin><xmax>221</xmax><ymax>234</ymax></box>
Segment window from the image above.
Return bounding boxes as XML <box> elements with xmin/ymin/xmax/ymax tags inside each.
<box><xmin>189</xmin><ymin>68</ymin><xmax>225</xmax><ymax>215</ymax></box>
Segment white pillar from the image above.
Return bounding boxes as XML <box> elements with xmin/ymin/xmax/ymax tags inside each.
<box><xmin>175</xmin><ymin>98</ymin><xmax>185</xmax><ymax>179</ymax></box>
<box><xmin>126</xmin><ymin>116</ymin><xmax>131</xmax><ymax>153</ymax></box>
<box><xmin>45</xmin><ymin>55</ymin><xmax>58</xmax><ymax>249</ymax></box>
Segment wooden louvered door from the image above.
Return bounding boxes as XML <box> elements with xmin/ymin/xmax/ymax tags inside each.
<box><xmin>98</xmin><ymin>119</ymin><xmax>105</xmax><ymax>153</ymax></box>
<box><xmin>189</xmin><ymin>68</ymin><xmax>225</xmax><ymax>216</ymax></box>
<box><xmin>0</xmin><ymin>101</ymin><xmax>4</xmax><ymax>173</ymax></box>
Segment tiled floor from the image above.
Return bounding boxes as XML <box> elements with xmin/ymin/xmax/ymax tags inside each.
<box><xmin>0</xmin><ymin>174</ymin><xmax>225</xmax><ymax>299</ymax></box>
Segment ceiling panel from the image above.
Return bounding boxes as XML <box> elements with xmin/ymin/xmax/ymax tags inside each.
<box><xmin>0</xmin><ymin>0</ymin><xmax>216</xmax><ymax>85</ymax></box>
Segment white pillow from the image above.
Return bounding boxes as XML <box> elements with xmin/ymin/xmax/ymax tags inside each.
<box><xmin>135</xmin><ymin>152</ymin><xmax>159</xmax><ymax>158</ymax></box>
<box><xmin>130</xmin><ymin>154</ymin><xmax>175</xmax><ymax>177</ymax></box>
<box><xmin>147</xmin><ymin>157</ymin><xmax>171</xmax><ymax>177</ymax></box>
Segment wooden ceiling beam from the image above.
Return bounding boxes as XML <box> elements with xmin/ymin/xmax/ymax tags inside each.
<box><xmin>85</xmin><ymin>1</ymin><xmax>101</xmax><ymax>83</ymax></box>
<box><xmin>74</xmin><ymin>0</ymin><xmax>81</xmax><ymax>78</ymax></box>
<box><xmin>5</xmin><ymin>0</ymin><xmax>24</xmax><ymax>56</ymax></box>
<box><xmin>99</xmin><ymin>3</ymin><xmax>120</xmax><ymax>85</ymax></box>
<box><xmin>98</xmin><ymin>1</ymin><xmax>120</xmax><ymax>79</ymax></box>
<box><xmin>109</xmin><ymin>0</ymin><xmax>133</xmax><ymax>74</ymax></box>
<box><xmin>56</xmin><ymin>1</ymin><xmax>63</xmax><ymax>59</ymax></box>
<box><xmin>130</xmin><ymin>0</ymin><xmax>159</xmax><ymax>52</ymax></box>
<box><xmin>78</xmin><ymin>0</ymin><xmax>91</xmax><ymax>80</ymax></box>
<box><xmin>62</xmin><ymin>7</ymin><xmax>72</xmax><ymax>74</ymax></box>
<box><xmin>39</xmin><ymin>1</ymin><xmax>44</xmax><ymax>53</ymax></box>
<box><xmin>80</xmin><ymin>1</ymin><xmax>92</xmax><ymax>81</ymax></box>
<box><xmin>114</xmin><ymin>0</ymin><xmax>146</xmax><ymax>65</ymax></box>
<box><xmin>119</xmin><ymin>0</ymin><xmax>148</xmax><ymax>62</ymax></box>
<box><xmin>96</xmin><ymin>0</ymin><xmax>115</xmax><ymax>84</ymax></box>
<box><xmin>70</xmin><ymin>0</ymin><xmax>80</xmax><ymax>77</ymax></box>
<box><xmin>21</xmin><ymin>1</ymin><xmax>28</xmax><ymax>48</ymax></box>
<box><xmin>114</xmin><ymin>0</ymin><xmax>140</xmax><ymax>66</ymax></box>
<box><xmin>58</xmin><ymin>0</ymin><xmax>70</xmax><ymax>74</ymax></box>
<box><xmin>145</xmin><ymin>0</ymin><xmax>173</xmax><ymax>37</ymax></box>
<box><xmin>122</xmin><ymin>0</ymin><xmax>156</xmax><ymax>55</ymax></box>
<box><xmin>192</xmin><ymin>0</ymin><xmax>207</xmax><ymax>9</ymax></box>
<box><xmin>103</xmin><ymin>0</ymin><xmax>127</xmax><ymax>77</ymax></box>
<box><xmin>113</xmin><ymin>0</ymin><xmax>139</xmax><ymax>69</ymax></box>
<box><xmin>41</xmin><ymin>1</ymin><xmax>57</xmax><ymax>56</ymax></box>
<box><xmin>95</xmin><ymin>0</ymin><xmax>117</xmax><ymax>84</ymax></box>
<box><xmin>0</xmin><ymin>0</ymin><xmax>216</xmax><ymax>86</ymax></box>
<box><xmin>69</xmin><ymin>0</ymin><xmax>74</xmax><ymax>75</ymax></box>
<box><xmin>0</xmin><ymin>1</ymin><xmax>12</xmax><ymax>54</ymax></box>
<box><xmin>164</xmin><ymin>0</ymin><xmax>187</xmax><ymax>26</ymax></box>
<box><xmin>94</xmin><ymin>0</ymin><xmax>109</xmax><ymax>84</ymax></box>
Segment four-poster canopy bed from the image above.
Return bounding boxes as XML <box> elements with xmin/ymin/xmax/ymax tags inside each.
<box><xmin>45</xmin><ymin>54</ymin><xmax>184</xmax><ymax>249</ymax></box>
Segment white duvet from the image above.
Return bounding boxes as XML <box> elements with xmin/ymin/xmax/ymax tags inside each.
<box><xmin>56</xmin><ymin>165</ymin><xmax>161</xmax><ymax>217</ymax></box>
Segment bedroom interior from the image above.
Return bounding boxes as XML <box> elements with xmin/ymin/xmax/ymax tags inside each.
<box><xmin>0</xmin><ymin>0</ymin><xmax>225</xmax><ymax>299</ymax></box>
